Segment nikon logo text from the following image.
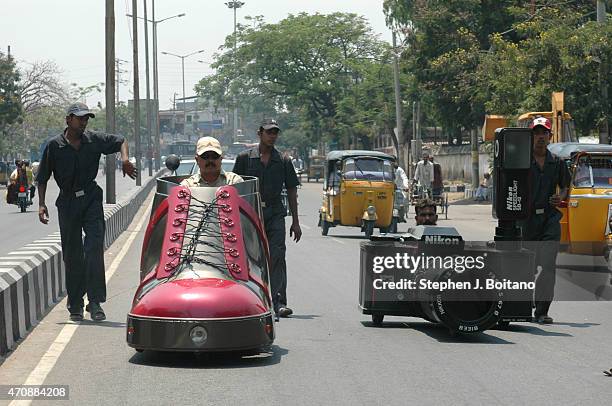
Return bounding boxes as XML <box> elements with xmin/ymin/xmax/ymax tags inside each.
<box><xmin>424</xmin><ymin>235</ymin><xmax>460</xmax><ymax>245</ymax></box>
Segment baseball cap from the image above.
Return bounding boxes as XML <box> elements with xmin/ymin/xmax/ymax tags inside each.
<box><xmin>260</xmin><ymin>118</ymin><xmax>281</xmax><ymax>131</ymax></box>
<box><xmin>196</xmin><ymin>136</ymin><xmax>222</xmax><ymax>156</ymax></box>
<box><xmin>66</xmin><ymin>102</ymin><xmax>95</xmax><ymax>118</ymax></box>
<box><xmin>530</xmin><ymin>117</ymin><xmax>552</xmax><ymax>131</ymax></box>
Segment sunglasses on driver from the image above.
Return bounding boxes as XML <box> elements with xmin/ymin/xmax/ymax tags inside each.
<box><xmin>199</xmin><ymin>152</ymin><xmax>221</xmax><ymax>160</ymax></box>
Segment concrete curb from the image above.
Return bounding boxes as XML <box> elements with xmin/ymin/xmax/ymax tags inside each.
<box><xmin>0</xmin><ymin>170</ymin><xmax>165</xmax><ymax>357</ymax></box>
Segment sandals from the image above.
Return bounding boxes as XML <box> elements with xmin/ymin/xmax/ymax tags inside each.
<box><xmin>85</xmin><ymin>302</ymin><xmax>106</xmax><ymax>322</ymax></box>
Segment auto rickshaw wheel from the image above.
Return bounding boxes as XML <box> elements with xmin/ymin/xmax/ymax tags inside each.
<box><xmin>389</xmin><ymin>218</ymin><xmax>398</xmax><ymax>233</ymax></box>
<box><xmin>321</xmin><ymin>220</ymin><xmax>330</xmax><ymax>236</ymax></box>
<box><xmin>372</xmin><ymin>314</ymin><xmax>384</xmax><ymax>326</ymax></box>
<box><xmin>444</xmin><ymin>194</ymin><xmax>449</xmax><ymax>220</ymax></box>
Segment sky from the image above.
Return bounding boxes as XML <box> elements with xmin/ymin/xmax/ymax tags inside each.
<box><xmin>1</xmin><ymin>0</ymin><xmax>390</xmax><ymax>111</ymax></box>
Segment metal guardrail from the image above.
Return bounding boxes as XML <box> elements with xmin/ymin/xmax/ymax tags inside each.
<box><xmin>0</xmin><ymin>169</ymin><xmax>166</xmax><ymax>357</ymax></box>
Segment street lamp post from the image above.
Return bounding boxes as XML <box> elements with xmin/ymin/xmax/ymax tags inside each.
<box><xmin>225</xmin><ymin>1</ymin><xmax>245</xmax><ymax>143</ymax></box>
<box><xmin>127</xmin><ymin>8</ymin><xmax>185</xmax><ymax>168</ymax></box>
<box><xmin>161</xmin><ymin>50</ymin><xmax>204</xmax><ymax>141</ymax></box>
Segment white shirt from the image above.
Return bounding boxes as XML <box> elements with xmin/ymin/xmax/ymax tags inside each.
<box><xmin>395</xmin><ymin>167</ymin><xmax>409</xmax><ymax>190</ymax></box>
<box><xmin>180</xmin><ymin>171</ymin><xmax>243</xmax><ymax>187</ymax></box>
<box><xmin>414</xmin><ymin>160</ymin><xmax>434</xmax><ymax>186</ymax></box>
<box><xmin>292</xmin><ymin>158</ymin><xmax>304</xmax><ymax>171</ymax></box>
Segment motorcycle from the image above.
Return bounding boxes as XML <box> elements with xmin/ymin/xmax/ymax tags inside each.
<box><xmin>7</xmin><ymin>181</ymin><xmax>33</xmax><ymax>213</ymax></box>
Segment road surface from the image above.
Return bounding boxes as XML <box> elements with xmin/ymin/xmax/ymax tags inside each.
<box><xmin>0</xmin><ymin>181</ymin><xmax>610</xmax><ymax>405</ymax></box>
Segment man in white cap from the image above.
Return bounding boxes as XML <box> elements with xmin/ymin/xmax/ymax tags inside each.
<box><xmin>181</xmin><ymin>136</ymin><xmax>242</xmax><ymax>187</ymax></box>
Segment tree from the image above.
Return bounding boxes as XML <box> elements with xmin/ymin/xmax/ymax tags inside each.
<box><xmin>196</xmin><ymin>12</ymin><xmax>391</xmax><ymax>150</ymax></box>
<box><xmin>19</xmin><ymin>61</ymin><xmax>70</xmax><ymax>114</ymax></box>
<box><xmin>0</xmin><ymin>52</ymin><xmax>22</xmax><ymax>132</ymax></box>
<box><xmin>476</xmin><ymin>7</ymin><xmax>612</xmax><ymax>137</ymax></box>
<box><xmin>384</xmin><ymin>0</ymin><xmax>610</xmax><ymax>140</ymax></box>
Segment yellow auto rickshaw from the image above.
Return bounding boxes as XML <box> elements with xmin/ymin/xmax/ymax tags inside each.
<box><xmin>307</xmin><ymin>155</ymin><xmax>325</xmax><ymax>182</ymax></box>
<box><xmin>548</xmin><ymin>143</ymin><xmax>612</xmax><ymax>266</ymax></box>
<box><xmin>318</xmin><ymin>150</ymin><xmax>395</xmax><ymax>238</ymax></box>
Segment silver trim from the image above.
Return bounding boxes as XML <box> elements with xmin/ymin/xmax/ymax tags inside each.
<box><xmin>569</xmin><ymin>194</ymin><xmax>612</xmax><ymax>200</ymax></box>
<box><xmin>128</xmin><ymin>311</ymin><xmax>272</xmax><ymax>322</ymax></box>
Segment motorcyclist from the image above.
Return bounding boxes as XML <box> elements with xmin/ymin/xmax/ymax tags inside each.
<box><xmin>8</xmin><ymin>160</ymin><xmax>32</xmax><ymax>205</ymax></box>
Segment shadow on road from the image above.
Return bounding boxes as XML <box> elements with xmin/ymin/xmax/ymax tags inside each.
<box><xmin>56</xmin><ymin>320</ymin><xmax>127</xmax><ymax>328</ymax></box>
<box><xmin>285</xmin><ymin>314</ymin><xmax>320</xmax><ymax>320</ymax></box>
<box><xmin>360</xmin><ymin>320</ymin><xmax>515</xmax><ymax>344</ymax></box>
<box><xmin>491</xmin><ymin>323</ymin><xmax>573</xmax><ymax>337</ymax></box>
<box><xmin>128</xmin><ymin>344</ymin><xmax>288</xmax><ymax>369</ymax></box>
<box><xmin>328</xmin><ymin>234</ymin><xmax>368</xmax><ymax>240</ymax></box>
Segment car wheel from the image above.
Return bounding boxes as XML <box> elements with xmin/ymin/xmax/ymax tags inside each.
<box><xmin>372</xmin><ymin>314</ymin><xmax>384</xmax><ymax>326</ymax></box>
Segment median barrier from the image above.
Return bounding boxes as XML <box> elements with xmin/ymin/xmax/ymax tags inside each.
<box><xmin>0</xmin><ymin>169</ymin><xmax>166</xmax><ymax>357</ymax></box>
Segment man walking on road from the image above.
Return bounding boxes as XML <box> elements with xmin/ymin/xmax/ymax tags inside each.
<box><xmin>36</xmin><ymin>103</ymin><xmax>137</xmax><ymax>322</ymax></box>
<box><xmin>233</xmin><ymin>119</ymin><xmax>302</xmax><ymax>318</ymax></box>
<box><xmin>519</xmin><ymin>117</ymin><xmax>570</xmax><ymax>324</ymax></box>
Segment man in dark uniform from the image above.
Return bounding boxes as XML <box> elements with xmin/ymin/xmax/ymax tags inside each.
<box><xmin>233</xmin><ymin>119</ymin><xmax>302</xmax><ymax>318</ymax></box>
<box><xmin>36</xmin><ymin>102</ymin><xmax>137</xmax><ymax>322</ymax></box>
<box><xmin>519</xmin><ymin>117</ymin><xmax>570</xmax><ymax>324</ymax></box>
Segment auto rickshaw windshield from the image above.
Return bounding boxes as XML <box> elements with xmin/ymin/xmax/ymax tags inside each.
<box><xmin>342</xmin><ymin>158</ymin><xmax>393</xmax><ymax>181</ymax></box>
<box><xmin>573</xmin><ymin>156</ymin><xmax>612</xmax><ymax>188</ymax></box>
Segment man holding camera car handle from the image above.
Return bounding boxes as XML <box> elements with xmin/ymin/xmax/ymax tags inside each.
<box><xmin>519</xmin><ymin>117</ymin><xmax>570</xmax><ymax>324</ymax></box>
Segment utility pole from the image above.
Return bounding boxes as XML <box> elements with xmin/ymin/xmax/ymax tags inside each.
<box><xmin>115</xmin><ymin>58</ymin><xmax>127</xmax><ymax>103</ymax></box>
<box><xmin>182</xmin><ymin>57</ymin><xmax>186</xmax><ymax>140</ymax></box>
<box><xmin>161</xmin><ymin>50</ymin><xmax>204</xmax><ymax>142</ymax></box>
<box><xmin>105</xmin><ymin>0</ymin><xmax>116</xmax><ymax>204</ymax></box>
<box><xmin>471</xmin><ymin>129</ymin><xmax>479</xmax><ymax>190</ymax></box>
<box><xmin>143</xmin><ymin>0</ymin><xmax>152</xmax><ymax>176</ymax></box>
<box><xmin>226</xmin><ymin>1</ymin><xmax>245</xmax><ymax>143</ymax></box>
<box><xmin>392</xmin><ymin>31</ymin><xmax>405</xmax><ymax>170</ymax></box>
<box><xmin>152</xmin><ymin>0</ymin><xmax>160</xmax><ymax>169</ymax></box>
<box><xmin>597</xmin><ymin>0</ymin><xmax>609</xmax><ymax>144</ymax></box>
<box><xmin>132</xmin><ymin>0</ymin><xmax>141</xmax><ymax>186</ymax></box>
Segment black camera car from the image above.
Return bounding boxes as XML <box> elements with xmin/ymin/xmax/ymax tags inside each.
<box><xmin>359</xmin><ymin>226</ymin><xmax>535</xmax><ymax>333</ymax></box>
<box><xmin>359</xmin><ymin>128</ymin><xmax>536</xmax><ymax>334</ymax></box>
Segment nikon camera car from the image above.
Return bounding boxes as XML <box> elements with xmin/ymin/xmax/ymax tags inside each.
<box><xmin>359</xmin><ymin>226</ymin><xmax>535</xmax><ymax>333</ymax></box>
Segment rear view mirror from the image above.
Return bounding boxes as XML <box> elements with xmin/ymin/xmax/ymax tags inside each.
<box><xmin>165</xmin><ymin>154</ymin><xmax>180</xmax><ymax>172</ymax></box>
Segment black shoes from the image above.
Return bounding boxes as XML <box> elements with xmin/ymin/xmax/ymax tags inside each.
<box><xmin>69</xmin><ymin>307</ymin><xmax>84</xmax><ymax>322</ymax></box>
<box><xmin>85</xmin><ymin>302</ymin><xmax>106</xmax><ymax>322</ymax></box>
<box><xmin>278</xmin><ymin>307</ymin><xmax>293</xmax><ymax>318</ymax></box>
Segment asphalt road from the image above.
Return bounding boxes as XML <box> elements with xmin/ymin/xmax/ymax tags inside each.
<box><xmin>0</xmin><ymin>169</ymin><xmax>156</xmax><ymax>257</ymax></box>
<box><xmin>0</xmin><ymin>181</ymin><xmax>611</xmax><ymax>405</ymax></box>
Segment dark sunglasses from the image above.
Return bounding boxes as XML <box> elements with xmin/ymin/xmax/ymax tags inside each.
<box><xmin>199</xmin><ymin>152</ymin><xmax>220</xmax><ymax>160</ymax></box>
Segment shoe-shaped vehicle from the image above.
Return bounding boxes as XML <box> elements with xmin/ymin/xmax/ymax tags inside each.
<box><xmin>318</xmin><ymin>150</ymin><xmax>396</xmax><ymax>238</ymax></box>
<box><xmin>127</xmin><ymin>156</ymin><xmax>275</xmax><ymax>353</ymax></box>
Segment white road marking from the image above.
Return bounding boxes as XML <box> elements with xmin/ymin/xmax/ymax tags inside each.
<box><xmin>300</xmin><ymin>224</ymin><xmax>311</xmax><ymax>230</ymax></box>
<box><xmin>331</xmin><ymin>238</ymin><xmax>346</xmax><ymax>245</ymax></box>
<box><xmin>9</xmin><ymin>205</ymin><xmax>150</xmax><ymax>406</ymax></box>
